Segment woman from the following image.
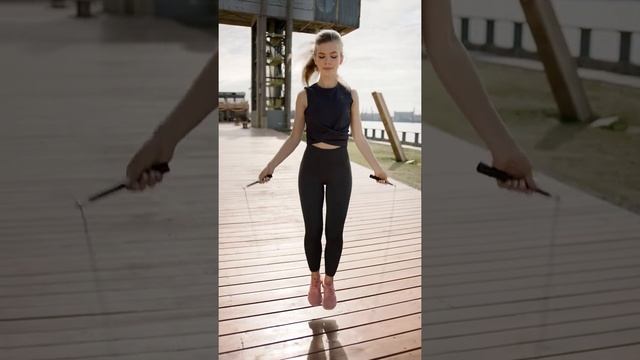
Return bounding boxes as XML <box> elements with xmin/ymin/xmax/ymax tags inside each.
<box><xmin>257</xmin><ymin>29</ymin><xmax>388</xmax><ymax>310</ymax></box>
<box><xmin>126</xmin><ymin>0</ymin><xmax>540</xmax><ymax>307</ymax></box>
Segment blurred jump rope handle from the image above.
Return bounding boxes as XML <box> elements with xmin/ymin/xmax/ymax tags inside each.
<box><xmin>476</xmin><ymin>162</ymin><xmax>551</xmax><ymax>197</ymax></box>
<box><xmin>147</xmin><ymin>162</ymin><xmax>171</xmax><ymax>175</ymax></box>
<box><xmin>245</xmin><ymin>174</ymin><xmax>272</xmax><ymax>188</ymax></box>
<box><xmin>476</xmin><ymin>162</ymin><xmax>511</xmax><ymax>182</ymax></box>
<box><xmin>369</xmin><ymin>174</ymin><xmax>394</xmax><ymax>186</ymax></box>
<box><xmin>86</xmin><ymin>162</ymin><xmax>171</xmax><ymax>202</ymax></box>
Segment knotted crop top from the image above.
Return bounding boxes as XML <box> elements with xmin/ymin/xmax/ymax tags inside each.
<box><xmin>304</xmin><ymin>82</ymin><xmax>352</xmax><ymax>147</ymax></box>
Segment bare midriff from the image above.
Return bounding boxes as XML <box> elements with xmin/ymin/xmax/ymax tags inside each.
<box><xmin>311</xmin><ymin>142</ymin><xmax>341</xmax><ymax>149</ymax></box>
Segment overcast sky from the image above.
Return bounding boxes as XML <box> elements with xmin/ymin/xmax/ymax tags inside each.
<box><xmin>219</xmin><ymin>0</ymin><xmax>421</xmax><ymax>115</ymax></box>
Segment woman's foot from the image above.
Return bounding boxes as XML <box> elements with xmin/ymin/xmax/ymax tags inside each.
<box><xmin>308</xmin><ymin>275</ymin><xmax>322</xmax><ymax>306</ymax></box>
<box><xmin>322</xmin><ymin>278</ymin><xmax>337</xmax><ymax>310</ymax></box>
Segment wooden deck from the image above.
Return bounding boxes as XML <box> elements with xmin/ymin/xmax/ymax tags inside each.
<box><xmin>422</xmin><ymin>126</ymin><xmax>640</xmax><ymax>359</ymax></box>
<box><xmin>218</xmin><ymin>124</ymin><xmax>423</xmax><ymax>359</ymax></box>
<box><xmin>0</xmin><ymin>4</ymin><xmax>219</xmax><ymax>359</ymax></box>
<box><xmin>4</xmin><ymin>3</ymin><xmax>640</xmax><ymax>360</ymax></box>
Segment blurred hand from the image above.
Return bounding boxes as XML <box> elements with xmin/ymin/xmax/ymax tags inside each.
<box><xmin>126</xmin><ymin>135</ymin><xmax>175</xmax><ymax>191</ymax></box>
<box><xmin>258</xmin><ymin>164</ymin><xmax>274</xmax><ymax>184</ymax></box>
<box><xmin>374</xmin><ymin>168</ymin><xmax>389</xmax><ymax>184</ymax></box>
<box><xmin>491</xmin><ymin>147</ymin><xmax>538</xmax><ymax>194</ymax></box>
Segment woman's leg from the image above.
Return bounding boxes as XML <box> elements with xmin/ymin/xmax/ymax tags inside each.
<box><xmin>321</xmin><ymin>150</ymin><xmax>351</xmax><ymax>310</ymax></box>
<box><xmin>298</xmin><ymin>149</ymin><xmax>325</xmax><ymax>275</ymax></box>
<box><xmin>299</xmin><ymin>148</ymin><xmax>326</xmax><ymax>306</ymax></box>
<box><xmin>324</xmin><ymin>151</ymin><xmax>352</xmax><ymax>279</ymax></box>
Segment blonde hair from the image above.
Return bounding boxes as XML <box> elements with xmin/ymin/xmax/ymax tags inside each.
<box><xmin>303</xmin><ymin>29</ymin><xmax>343</xmax><ymax>86</ymax></box>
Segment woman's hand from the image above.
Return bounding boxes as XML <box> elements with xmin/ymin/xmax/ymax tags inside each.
<box><xmin>258</xmin><ymin>164</ymin><xmax>275</xmax><ymax>184</ymax></box>
<box><xmin>126</xmin><ymin>135</ymin><xmax>175</xmax><ymax>191</ymax></box>
<box><xmin>374</xmin><ymin>168</ymin><xmax>389</xmax><ymax>184</ymax></box>
<box><xmin>491</xmin><ymin>147</ymin><xmax>539</xmax><ymax>194</ymax></box>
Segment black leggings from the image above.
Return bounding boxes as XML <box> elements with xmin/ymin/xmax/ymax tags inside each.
<box><xmin>298</xmin><ymin>144</ymin><xmax>352</xmax><ymax>277</ymax></box>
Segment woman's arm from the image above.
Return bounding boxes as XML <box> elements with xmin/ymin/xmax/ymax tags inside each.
<box><xmin>154</xmin><ymin>51</ymin><xmax>219</xmax><ymax>147</ymax></box>
<box><xmin>350</xmin><ymin>90</ymin><xmax>388</xmax><ymax>182</ymax></box>
<box><xmin>423</xmin><ymin>0</ymin><xmax>537</xmax><ymax>192</ymax></box>
<box><xmin>126</xmin><ymin>51</ymin><xmax>219</xmax><ymax>190</ymax></box>
<box><xmin>258</xmin><ymin>90</ymin><xmax>307</xmax><ymax>182</ymax></box>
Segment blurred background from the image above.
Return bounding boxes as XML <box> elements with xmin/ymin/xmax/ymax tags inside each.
<box><xmin>421</xmin><ymin>1</ymin><xmax>640</xmax><ymax>359</ymax></box>
<box><xmin>426</xmin><ymin>0</ymin><xmax>640</xmax><ymax>213</ymax></box>
<box><xmin>0</xmin><ymin>0</ymin><xmax>218</xmax><ymax>358</ymax></box>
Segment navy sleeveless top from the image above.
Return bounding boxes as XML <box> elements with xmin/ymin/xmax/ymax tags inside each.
<box><xmin>304</xmin><ymin>82</ymin><xmax>352</xmax><ymax>147</ymax></box>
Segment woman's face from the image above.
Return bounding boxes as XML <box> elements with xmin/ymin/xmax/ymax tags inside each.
<box><xmin>314</xmin><ymin>41</ymin><xmax>343</xmax><ymax>76</ymax></box>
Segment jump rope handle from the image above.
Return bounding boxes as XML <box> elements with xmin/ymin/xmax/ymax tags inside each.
<box><xmin>370</xmin><ymin>174</ymin><xmax>394</xmax><ymax>186</ymax></box>
<box><xmin>148</xmin><ymin>162</ymin><xmax>171</xmax><ymax>175</ymax></box>
<box><xmin>81</xmin><ymin>162</ymin><xmax>172</xmax><ymax>205</ymax></box>
<box><xmin>476</xmin><ymin>162</ymin><xmax>511</xmax><ymax>182</ymax></box>
<box><xmin>476</xmin><ymin>162</ymin><xmax>551</xmax><ymax>197</ymax></box>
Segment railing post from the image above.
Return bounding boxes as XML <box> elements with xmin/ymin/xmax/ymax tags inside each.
<box><xmin>461</xmin><ymin>17</ymin><xmax>470</xmax><ymax>45</ymax></box>
<box><xmin>513</xmin><ymin>22</ymin><xmax>523</xmax><ymax>52</ymax></box>
<box><xmin>619</xmin><ymin>31</ymin><xmax>631</xmax><ymax>64</ymax></box>
<box><xmin>486</xmin><ymin>19</ymin><xmax>495</xmax><ymax>48</ymax></box>
<box><xmin>579</xmin><ymin>28</ymin><xmax>592</xmax><ymax>62</ymax></box>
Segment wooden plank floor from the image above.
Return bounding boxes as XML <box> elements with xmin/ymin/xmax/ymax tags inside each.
<box><xmin>218</xmin><ymin>124</ymin><xmax>423</xmax><ymax>359</ymax></box>
<box><xmin>0</xmin><ymin>4</ymin><xmax>218</xmax><ymax>359</ymax></box>
<box><xmin>422</xmin><ymin>125</ymin><xmax>640</xmax><ymax>359</ymax></box>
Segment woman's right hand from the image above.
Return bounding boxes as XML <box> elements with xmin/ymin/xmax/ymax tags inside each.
<box><xmin>258</xmin><ymin>165</ymin><xmax>274</xmax><ymax>184</ymax></box>
<box><xmin>126</xmin><ymin>135</ymin><xmax>176</xmax><ymax>191</ymax></box>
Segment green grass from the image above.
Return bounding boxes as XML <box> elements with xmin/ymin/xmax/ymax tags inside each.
<box><xmin>423</xmin><ymin>58</ymin><xmax>640</xmax><ymax>213</ymax></box>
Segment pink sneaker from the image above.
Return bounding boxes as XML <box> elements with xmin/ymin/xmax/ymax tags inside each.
<box><xmin>322</xmin><ymin>281</ymin><xmax>337</xmax><ymax>310</ymax></box>
<box><xmin>307</xmin><ymin>278</ymin><xmax>322</xmax><ymax>306</ymax></box>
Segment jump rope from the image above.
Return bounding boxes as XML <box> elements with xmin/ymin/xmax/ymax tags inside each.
<box><xmin>242</xmin><ymin>172</ymin><xmax>397</xmax><ymax>281</ymax></box>
<box><xmin>76</xmin><ymin>161</ymin><xmax>557</xmax><ymax>350</ymax></box>
<box><xmin>73</xmin><ymin>163</ymin><xmax>171</xmax><ymax>313</ymax></box>
<box><xmin>477</xmin><ymin>161</ymin><xmax>560</xmax><ymax>355</ymax></box>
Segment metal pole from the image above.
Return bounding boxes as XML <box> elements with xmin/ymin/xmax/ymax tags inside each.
<box><xmin>257</xmin><ymin>0</ymin><xmax>267</xmax><ymax>128</ymax></box>
<box><xmin>285</xmin><ymin>0</ymin><xmax>293</xmax><ymax>131</ymax></box>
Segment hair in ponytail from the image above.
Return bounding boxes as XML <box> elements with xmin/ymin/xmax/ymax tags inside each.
<box><xmin>302</xmin><ymin>29</ymin><xmax>343</xmax><ymax>86</ymax></box>
<box><xmin>302</xmin><ymin>56</ymin><xmax>317</xmax><ymax>87</ymax></box>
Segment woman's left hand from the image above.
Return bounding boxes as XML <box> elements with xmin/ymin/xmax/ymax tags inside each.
<box><xmin>491</xmin><ymin>147</ymin><xmax>538</xmax><ymax>195</ymax></box>
<box><xmin>374</xmin><ymin>169</ymin><xmax>389</xmax><ymax>184</ymax></box>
